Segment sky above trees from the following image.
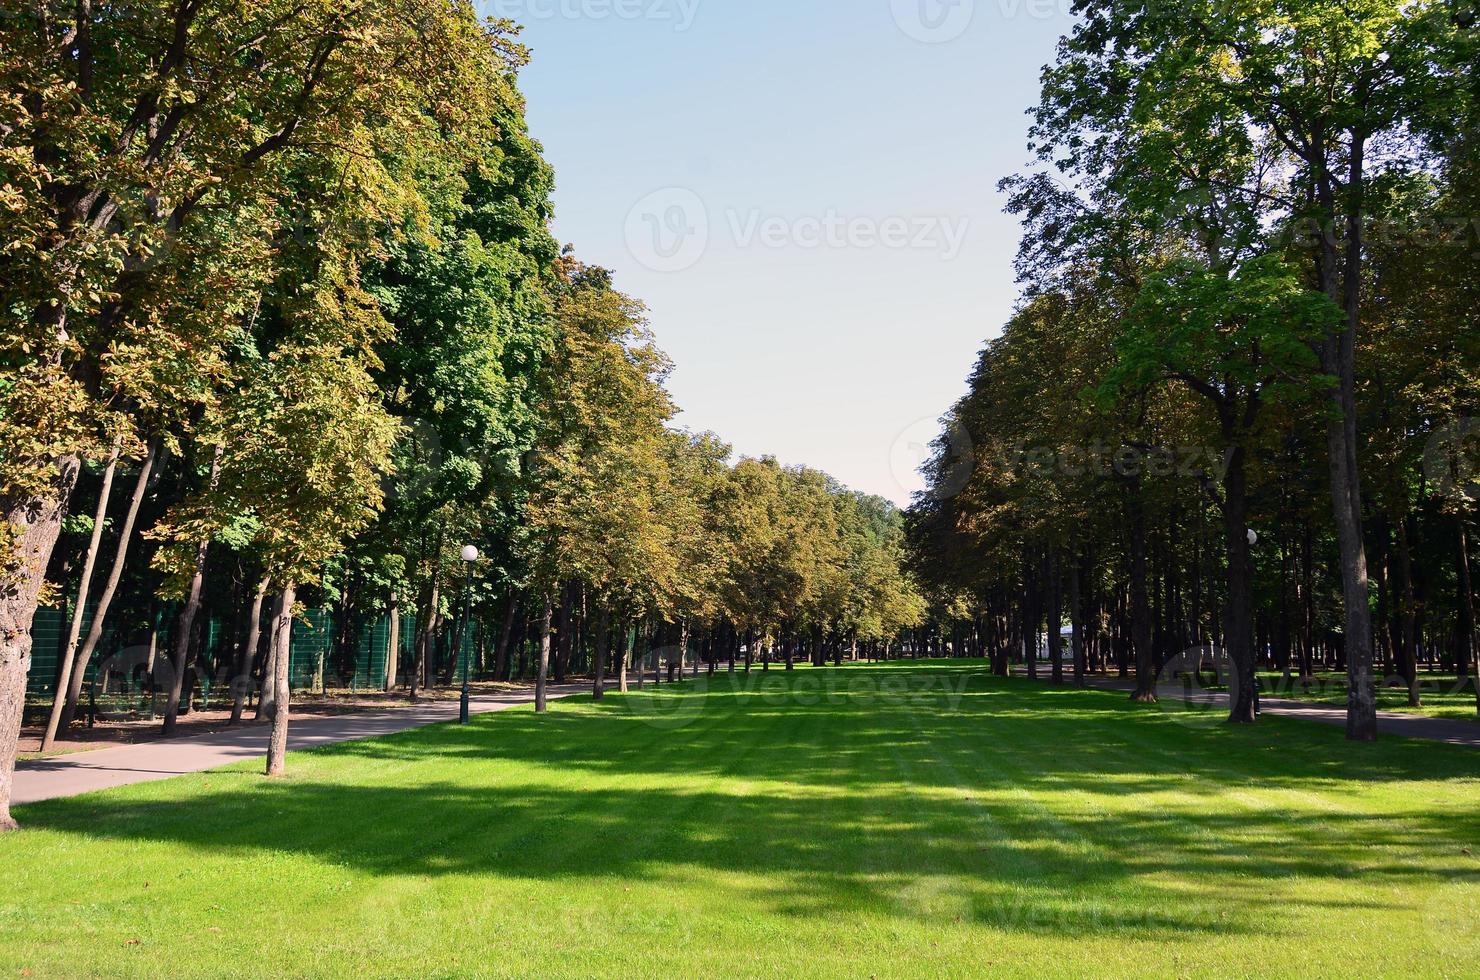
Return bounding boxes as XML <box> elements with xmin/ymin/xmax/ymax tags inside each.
<box><xmin>510</xmin><ymin>0</ymin><xmax>1078</xmax><ymax>504</ymax></box>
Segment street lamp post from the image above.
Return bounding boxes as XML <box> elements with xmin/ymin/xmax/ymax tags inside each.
<box><xmin>457</xmin><ymin>544</ymin><xmax>478</xmax><ymax>725</ymax></box>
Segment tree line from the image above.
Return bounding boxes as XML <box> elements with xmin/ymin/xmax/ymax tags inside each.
<box><xmin>907</xmin><ymin>0</ymin><xmax>1479</xmax><ymax>732</ymax></box>
<box><xmin>0</xmin><ymin>1</ymin><xmax>923</xmax><ymax>830</ymax></box>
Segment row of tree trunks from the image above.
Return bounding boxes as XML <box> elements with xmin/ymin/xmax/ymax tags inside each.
<box><xmin>39</xmin><ymin>442</ymin><xmax>120</xmax><ymax>751</ymax></box>
<box><xmin>161</xmin><ymin>448</ymin><xmax>222</xmax><ymax>736</ymax></box>
<box><xmin>58</xmin><ymin>441</ymin><xmax>158</xmax><ymax>730</ymax></box>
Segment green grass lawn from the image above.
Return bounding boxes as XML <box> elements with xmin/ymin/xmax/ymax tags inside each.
<box><xmin>1254</xmin><ymin>671</ymin><xmax>1480</xmax><ymax>723</ymax></box>
<box><xmin>2</xmin><ymin>661</ymin><xmax>1477</xmax><ymax>978</ymax></box>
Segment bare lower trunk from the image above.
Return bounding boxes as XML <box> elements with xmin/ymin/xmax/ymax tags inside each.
<box><xmin>1328</xmin><ymin>409</ymin><xmax>1375</xmax><ymax>738</ymax></box>
<box><xmin>412</xmin><ymin>575</ymin><xmax>439</xmax><ymax>701</ymax></box>
<box><xmin>1070</xmin><ymin>547</ymin><xmax>1087</xmax><ymax>689</ymax></box>
<box><xmin>1023</xmin><ymin>562</ymin><xmax>1039</xmax><ymax>681</ymax></box>
<box><xmin>592</xmin><ymin>605</ymin><xmax>609</xmax><ymax>700</ymax></box>
<box><xmin>1393</xmin><ymin>513</ymin><xmax>1420</xmax><ymax>706</ymax></box>
<box><xmin>41</xmin><ymin>443</ymin><xmax>119</xmax><ymax>751</ymax></box>
<box><xmin>1319</xmin><ymin>394</ymin><xmax>1374</xmax><ymax>734</ymax></box>
<box><xmin>1126</xmin><ymin>483</ymin><xmax>1156</xmax><ymax>702</ymax></box>
<box><xmin>1318</xmin><ymin>150</ymin><xmax>1376</xmax><ymax>741</ymax></box>
<box><xmin>618</xmin><ymin>620</ymin><xmax>630</xmax><ymax>693</ymax></box>
<box><xmin>162</xmin><ymin>447</ymin><xmax>222</xmax><ymax>736</ymax></box>
<box><xmin>495</xmin><ymin>592</ymin><xmax>518</xmax><ymax>682</ymax></box>
<box><xmin>1460</xmin><ymin>518</ymin><xmax>1478</xmax><ymax>717</ymax></box>
<box><xmin>1046</xmin><ymin>547</ymin><xmax>1063</xmax><ymax>685</ymax></box>
<box><xmin>230</xmin><ymin>575</ymin><xmax>270</xmax><ymax>724</ymax></box>
<box><xmin>554</xmin><ymin>582</ymin><xmax>573</xmax><ymax>684</ymax></box>
<box><xmin>637</xmin><ymin>624</ymin><xmax>649</xmax><ymax>685</ymax></box>
<box><xmin>535</xmin><ymin>592</ymin><xmax>553</xmax><ymax>712</ymax></box>
<box><xmin>384</xmin><ymin>597</ymin><xmax>400</xmax><ymax>692</ymax></box>
<box><xmin>162</xmin><ymin>549</ymin><xmax>210</xmax><ymax>730</ymax></box>
<box><xmin>1224</xmin><ymin>447</ymin><xmax>1257</xmax><ymax>724</ymax></box>
<box><xmin>1</xmin><ymin>460</ymin><xmax>82</xmax><ymax>830</ymax></box>
<box><xmin>254</xmin><ymin>616</ymin><xmax>280</xmax><ymax>723</ymax></box>
<box><xmin>59</xmin><ymin>441</ymin><xmax>158</xmax><ymax>729</ymax></box>
<box><xmin>265</xmin><ymin>585</ymin><xmax>296</xmax><ymax>777</ymax></box>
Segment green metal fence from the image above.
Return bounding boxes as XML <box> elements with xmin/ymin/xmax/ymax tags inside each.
<box><xmin>28</xmin><ymin>604</ymin><xmax>410</xmax><ymax>704</ymax></box>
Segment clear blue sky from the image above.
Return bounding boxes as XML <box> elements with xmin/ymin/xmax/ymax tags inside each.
<box><xmin>500</xmin><ymin>0</ymin><xmax>1078</xmax><ymax>505</ymax></box>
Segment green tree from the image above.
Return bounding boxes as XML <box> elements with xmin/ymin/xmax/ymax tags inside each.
<box><xmin>1031</xmin><ymin>0</ymin><xmax>1475</xmax><ymax>738</ymax></box>
<box><xmin>1101</xmin><ymin>256</ymin><xmax>1338</xmax><ymax>720</ymax></box>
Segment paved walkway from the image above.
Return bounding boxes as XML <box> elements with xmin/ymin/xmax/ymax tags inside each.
<box><xmin>1017</xmin><ymin>668</ymin><xmax>1480</xmax><ymax>748</ymax></box>
<box><xmin>13</xmin><ymin>684</ymin><xmax>585</xmax><ymax>806</ymax></box>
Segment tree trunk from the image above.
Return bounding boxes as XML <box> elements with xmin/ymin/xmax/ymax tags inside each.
<box><xmin>254</xmin><ymin>625</ymin><xmax>279</xmax><ymax>722</ymax></box>
<box><xmin>495</xmin><ymin>592</ymin><xmax>518</xmax><ymax>682</ymax></box>
<box><xmin>1460</xmin><ymin>516</ymin><xmax>1478</xmax><ymax>717</ymax></box>
<box><xmin>250</xmin><ymin>595</ymin><xmax>278</xmax><ymax>725</ymax></box>
<box><xmin>536</xmin><ymin>592</ymin><xmax>553</xmax><ymax>713</ymax></box>
<box><xmin>0</xmin><ymin>458</ymin><xmax>82</xmax><ymax>831</ymax></box>
<box><xmin>1046</xmin><ymin>547</ymin><xmax>1064</xmax><ymax>685</ymax></box>
<box><xmin>1328</xmin><ymin>397</ymin><xmax>1376</xmax><ymax>738</ymax></box>
<box><xmin>592</xmin><ymin>605</ymin><xmax>610</xmax><ymax>700</ymax></box>
<box><xmin>554</xmin><ymin>582</ymin><xmax>573</xmax><ymax>684</ymax></box>
<box><xmin>162</xmin><ymin>447</ymin><xmax>221</xmax><ymax>736</ymax></box>
<box><xmin>1224</xmin><ymin>445</ymin><xmax>1257</xmax><ymax>724</ymax></box>
<box><xmin>265</xmin><ymin>585</ymin><xmax>296</xmax><ymax>777</ymax></box>
<box><xmin>412</xmin><ymin>573</ymin><xmax>440</xmax><ymax>701</ymax></box>
<box><xmin>59</xmin><ymin>441</ymin><xmax>159</xmax><ymax>730</ymax></box>
<box><xmin>1023</xmin><ymin>552</ymin><xmax>1040</xmax><ymax>681</ymax></box>
<box><xmin>41</xmin><ymin>442</ymin><xmax>120</xmax><ymax>751</ymax></box>
<box><xmin>1070</xmin><ymin>546</ymin><xmax>1087</xmax><ymax>689</ymax></box>
<box><xmin>637</xmin><ymin>623</ymin><xmax>648</xmax><ymax>686</ymax></box>
<box><xmin>1127</xmin><ymin>481</ymin><xmax>1156</xmax><ymax>702</ymax></box>
<box><xmin>230</xmin><ymin>574</ymin><xmax>270</xmax><ymax>724</ymax></box>
<box><xmin>384</xmin><ymin>596</ymin><xmax>400</xmax><ymax>692</ymax></box>
<box><xmin>1313</xmin><ymin>143</ymin><xmax>1376</xmax><ymax>740</ymax></box>
<box><xmin>617</xmin><ymin>619</ymin><xmax>631</xmax><ymax>693</ymax></box>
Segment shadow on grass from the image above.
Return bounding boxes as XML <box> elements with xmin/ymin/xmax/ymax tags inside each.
<box><xmin>14</xmin><ymin>664</ymin><xmax>1480</xmax><ymax>940</ymax></box>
